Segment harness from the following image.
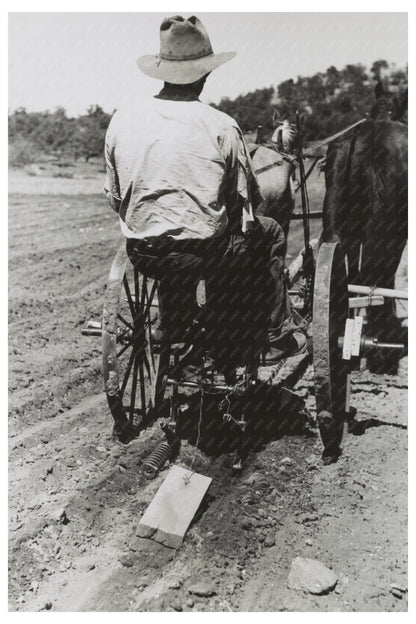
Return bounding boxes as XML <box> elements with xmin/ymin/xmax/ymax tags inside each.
<box><xmin>252</xmin><ymin>117</ymin><xmax>367</xmax><ymax>181</ymax></box>
<box><xmin>252</xmin><ymin>115</ymin><xmax>368</xmax><ymax>316</ymax></box>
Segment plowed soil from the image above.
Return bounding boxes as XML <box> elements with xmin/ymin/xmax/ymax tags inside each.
<box><xmin>8</xmin><ymin>167</ymin><xmax>408</xmax><ymax>612</ymax></box>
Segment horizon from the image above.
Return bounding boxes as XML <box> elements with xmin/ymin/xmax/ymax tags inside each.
<box><xmin>7</xmin><ymin>55</ymin><xmax>408</xmax><ymax>118</ymax></box>
<box><xmin>8</xmin><ymin>12</ymin><xmax>408</xmax><ymax>117</ymax></box>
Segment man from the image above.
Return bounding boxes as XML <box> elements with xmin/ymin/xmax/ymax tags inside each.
<box><xmin>104</xmin><ymin>15</ymin><xmax>306</xmax><ymax>367</ymax></box>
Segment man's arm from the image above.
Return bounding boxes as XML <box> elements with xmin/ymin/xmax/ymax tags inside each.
<box><xmin>220</xmin><ymin>125</ymin><xmax>265</xmax><ymax>233</ymax></box>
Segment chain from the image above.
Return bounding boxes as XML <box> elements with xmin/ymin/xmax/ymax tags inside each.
<box><xmin>183</xmin><ymin>389</ymin><xmax>204</xmax><ymax>486</ymax></box>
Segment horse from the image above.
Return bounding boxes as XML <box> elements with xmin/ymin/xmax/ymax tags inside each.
<box><xmin>321</xmin><ymin>82</ymin><xmax>408</xmax><ymax>372</ymax></box>
<box><xmin>251</xmin><ymin>114</ymin><xmax>298</xmax><ymax>244</ymax></box>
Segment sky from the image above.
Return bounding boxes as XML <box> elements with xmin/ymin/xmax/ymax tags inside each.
<box><xmin>8</xmin><ymin>11</ymin><xmax>408</xmax><ymax>117</ymax></box>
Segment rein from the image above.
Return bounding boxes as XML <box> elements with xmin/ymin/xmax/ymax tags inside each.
<box><xmin>302</xmin><ymin>117</ymin><xmax>367</xmax><ymax>158</ymax></box>
<box><xmin>253</xmin><ymin>117</ymin><xmax>367</xmax><ymax>178</ymax></box>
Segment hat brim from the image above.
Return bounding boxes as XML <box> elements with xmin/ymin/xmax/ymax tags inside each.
<box><xmin>137</xmin><ymin>51</ymin><xmax>236</xmax><ymax>84</ymax></box>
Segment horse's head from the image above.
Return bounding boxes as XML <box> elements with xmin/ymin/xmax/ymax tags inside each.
<box><xmin>271</xmin><ymin>109</ymin><xmax>299</xmax><ymax>153</ymax></box>
<box><xmin>370</xmin><ymin>81</ymin><xmax>408</xmax><ymax>123</ymax></box>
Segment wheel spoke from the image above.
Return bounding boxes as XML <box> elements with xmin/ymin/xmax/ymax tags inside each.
<box><xmin>143</xmin><ymin>280</ymin><xmax>158</xmax><ymax>323</ymax></box>
<box><xmin>120</xmin><ymin>344</ymin><xmax>139</xmax><ymax>396</ymax></box>
<box><xmin>129</xmin><ymin>351</ymin><xmax>140</xmax><ymax>420</ymax></box>
<box><xmin>103</xmin><ymin>244</ymin><xmax>169</xmax><ymax>432</ymax></box>
<box><xmin>139</xmin><ymin>353</ymin><xmax>146</xmax><ymax>416</ymax></box>
<box><xmin>142</xmin><ymin>339</ymin><xmax>155</xmax><ymax>381</ymax></box>
<box><xmin>117</xmin><ymin>340</ymin><xmax>132</xmax><ymax>359</ymax></box>
<box><xmin>117</xmin><ymin>313</ymin><xmax>134</xmax><ymax>330</ymax></box>
<box><xmin>123</xmin><ymin>274</ymin><xmax>135</xmax><ymax>318</ymax></box>
<box><xmin>134</xmin><ymin>267</ymin><xmax>140</xmax><ymax>313</ymax></box>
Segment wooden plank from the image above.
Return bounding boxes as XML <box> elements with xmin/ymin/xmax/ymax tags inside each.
<box><xmin>351</xmin><ymin>316</ymin><xmax>364</xmax><ymax>357</ymax></box>
<box><xmin>136</xmin><ymin>465</ymin><xmax>212</xmax><ymax>549</ymax></box>
<box><xmin>347</xmin><ymin>285</ymin><xmax>408</xmax><ymax>300</ymax></box>
<box><xmin>349</xmin><ymin>295</ymin><xmax>384</xmax><ymax>308</ymax></box>
<box><xmin>342</xmin><ymin>318</ymin><xmax>354</xmax><ymax>360</ymax></box>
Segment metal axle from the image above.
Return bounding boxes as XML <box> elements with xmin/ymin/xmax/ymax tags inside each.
<box><xmin>338</xmin><ymin>335</ymin><xmax>405</xmax><ymax>354</ymax></box>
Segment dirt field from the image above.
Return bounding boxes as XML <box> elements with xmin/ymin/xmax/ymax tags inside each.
<box><xmin>8</xmin><ymin>165</ymin><xmax>408</xmax><ymax>612</ymax></box>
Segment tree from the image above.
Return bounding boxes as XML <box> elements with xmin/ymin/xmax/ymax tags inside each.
<box><xmin>371</xmin><ymin>59</ymin><xmax>389</xmax><ymax>81</ymax></box>
<box><xmin>71</xmin><ymin>105</ymin><xmax>112</xmax><ymax>161</ymax></box>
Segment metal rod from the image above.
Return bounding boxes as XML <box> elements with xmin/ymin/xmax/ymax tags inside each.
<box><xmin>338</xmin><ymin>336</ymin><xmax>405</xmax><ymax>352</ymax></box>
<box><xmin>167</xmin><ymin>378</ymin><xmax>234</xmax><ymax>392</ymax></box>
<box><xmin>348</xmin><ymin>285</ymin><xmax>408</xmax><ymax>300</ymax></box>
<box><xmin>290</xmin><ymin>211</ymin><xmax>323</xmax><ymax>220</ymax></box>
<box><xmin>81</xmin><ymin>328</ymin><xmax>102</xmax><ymax>336</ymax></box>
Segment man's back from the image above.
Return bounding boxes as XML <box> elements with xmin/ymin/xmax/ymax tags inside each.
<box><xmin>105</xmin><ymin>97</ymin><xmax>240</xmax><ymax>241</ymax></box>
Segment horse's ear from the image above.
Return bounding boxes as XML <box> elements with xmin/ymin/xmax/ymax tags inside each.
<box><xmin>272</xmin><ymin>109</ymin><xmax>280</xmax><ymax>127</ymax></box>
<box><xmin>375</xmin><ymin>80</ymin><xmax>385</xmax><ymax>99</ymax></box>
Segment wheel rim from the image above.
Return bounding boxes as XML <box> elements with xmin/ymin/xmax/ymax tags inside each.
<box><xmin>312</xmin><ymin>242</ymin><xmax>349</xmax><ymax>456</ymax></box>
<box><xmin>102</xmin><ymin>244</ymin><xmax>168</xmax><ymax>431</ymax></box>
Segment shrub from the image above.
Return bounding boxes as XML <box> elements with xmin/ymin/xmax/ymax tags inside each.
<box><xmin>8</xmin><ymin>137</ymin><xmax>41</xmax><ymax>167</ymax></box>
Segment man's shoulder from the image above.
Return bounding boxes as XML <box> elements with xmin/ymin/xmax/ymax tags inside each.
<box><xmin>198</xmin><ymin>102</ymin><xmax>239</xmax><ymax>131</ymax></box>
<box><xmin>110</xmin><ymin>97</ymin><xmax>154</xmax><ymax>121</ymax></box>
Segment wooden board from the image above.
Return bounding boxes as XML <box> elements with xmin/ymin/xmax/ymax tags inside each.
<box><xmin>136</xmin><ymin>465</ymin><xmax>212</xmax><ymax>549</ymax></box>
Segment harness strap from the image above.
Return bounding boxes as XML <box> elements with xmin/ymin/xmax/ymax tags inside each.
<box><xmin>253</xmin><ymin>117</ymin><xmax>367</xmax><ymax>178</ymax></box>
<box><xmin>302</xmin><ymin>117</ymin><xmax>367</xmax><ymax>158</ymax></box>
<box><xmin>254</xmin><ymin>161</ymin><xmax>282</xmax><ymax>176</ymax></box>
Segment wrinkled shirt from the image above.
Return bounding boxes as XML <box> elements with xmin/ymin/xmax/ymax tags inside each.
<box><xmin>104</xmin><ymin>97</ymin><xmax>263</xmax><ymax>240</ymax></box>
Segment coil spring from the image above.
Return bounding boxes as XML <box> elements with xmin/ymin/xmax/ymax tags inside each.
<box><xmin>142</xmin><ymin>440</ymin><xmax>172</xmax><ymax>479</ymax></box>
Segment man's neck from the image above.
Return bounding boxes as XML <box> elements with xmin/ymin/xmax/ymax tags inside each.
<box><xmin>155</xmin><ymin>83</ymin><xmax>201</xmax><ymax>102</ymax></box>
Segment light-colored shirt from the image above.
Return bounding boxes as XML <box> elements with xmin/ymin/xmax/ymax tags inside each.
<box><xmin>104</xmin><ymin>96</ymin><xmax>261</xmax><ymax>240</ymax></box>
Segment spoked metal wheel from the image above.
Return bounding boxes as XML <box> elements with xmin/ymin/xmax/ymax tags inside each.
<box><xmin>312</xmin><ymin>241</ymin><xmax>349</xmax><ymax>463</ymax></box>
<box><xmin>102</xmin><ymin>243</ymin><xmax>170</xmax><ymax>442</ymax></box>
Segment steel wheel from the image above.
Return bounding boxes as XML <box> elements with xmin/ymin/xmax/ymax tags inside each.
<box><xmin>102</xmin><ymin>243</ymin><xmax>170</xmax><ymax>441</ymax></box>
<box><xmin>312</xmin><ymin>241</ymin><xmax>349</xmax><ymax>462</ymax></box>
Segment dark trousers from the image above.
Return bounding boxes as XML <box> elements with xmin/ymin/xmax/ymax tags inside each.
<box><xmin>126</xmin><ymin>216</ymin><xmax>288</xmax><ymax>366</ymax></box>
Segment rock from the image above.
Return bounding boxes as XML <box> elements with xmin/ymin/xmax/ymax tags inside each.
<box><xmin>391</xmin><ymin>589</ymin><xmax>403</xmax><ymax>599</ymax></box>
<box><xmin>280</xmin><ymin>457</ymin><xmax>294</xmax><ymax>466</ymax></box>
<box><xmin>51</xmin><ymin>507</ymin><xmax>68</xmax><ymax>524</ymax></box>
<box><xmin>264</xmin><ymin>533</ymin><xmax>276</xmax><ymax>547</ymax></box>
<box><xmin>243</xmin><ymin>472</ymin><xmax>268</xmax><ymax>487</ymax></box>
<box><xmin>242</xmin><ymin>517</ymin><xmax>258</xmax><ymax>529</ymax></box>
<box><xmin>186</xmin><ymin>598</ymin><xmax>194</xmax><ymax>608</ymax></box>
<box><xmin>168</xmin><ymin>580</ymin><xmax>181</xmax><ymax>590</ymax></box>
<box><xmin>173</xmin><ymin>604</ymin><xmax>183</xmax><ymax>611</ymax></box>
<box><xmin>119</xmin><ymin>555</ymin><xmax>135</xmax><ymax>568</ymax></box>
<box><xmin>188</xmin><ymin>583</ymin><xmax>216</xmax><ymax>598</ymax></box>
<box><xmin>287</xmin><ymin>557</ymin><xmax>338</xmax><ymax>595</ymax></box>
<box><xmin>45</xmin><ymin>602</ymin><xmax>52</xmax><ymax>610</ymax></box>
<box><xmin>305</xmin><ymin>539</ymin><xmax>313</xmax><ymax>546</ymax></box>
<box><xmin>301</xmin><ymin>514</ymin><xmax>319</xmax><ymax>524</ymax></box>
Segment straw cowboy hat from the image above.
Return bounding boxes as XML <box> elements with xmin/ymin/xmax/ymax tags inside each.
<box><xmin>137</xmin><ymin>15</ymin><xmax>236</xmax><ymax>84</ymax></box>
